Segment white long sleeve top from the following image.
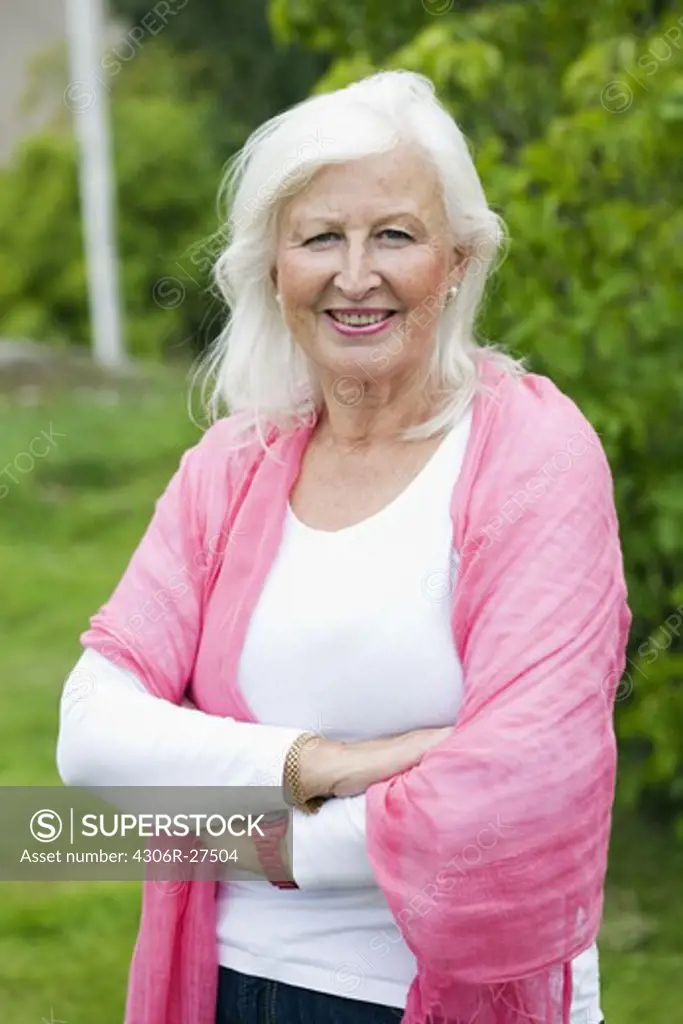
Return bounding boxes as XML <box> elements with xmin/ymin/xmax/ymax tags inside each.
<box><xmin>57</xmin><ymin>408</ymin><xmax>602</xmax><ymax>1019</ymax></box>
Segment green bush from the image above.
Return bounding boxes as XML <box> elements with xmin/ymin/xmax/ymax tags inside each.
<box><xmin>0</xmin><ymin>42</ymin><xmax>224</xmax><ymax>359</ymax></box>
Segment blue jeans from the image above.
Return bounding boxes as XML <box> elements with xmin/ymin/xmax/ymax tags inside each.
<box><xmin>216</xmin><ymin>967</ymin><xmax>606</xmax><ymax>1024</ymax></box>
<box><xmin>216</xmin><ymin>966</ymin><xmax>404</xmax><ymax>1024</ymax></box>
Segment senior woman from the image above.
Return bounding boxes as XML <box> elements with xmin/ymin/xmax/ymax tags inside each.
<box><xmin>57</xmin><ymin>71</ymin><xmax>629</xmax><ymax>1024</ymax></box>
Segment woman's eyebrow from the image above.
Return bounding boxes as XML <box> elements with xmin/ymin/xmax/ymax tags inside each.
<box><xmin>288</xmin><ymin>210</ymin><xmax>425</xmax><ymax>233</ymax></box>
<box><xmin>373</xmin><ymin>211</ymin><xmax>424</xmax><ymax>229</ymax></box>
<box><xmin>289</xmin><ymin>214</ymin><xmax>343</xmax><ymax>230</ymax></box>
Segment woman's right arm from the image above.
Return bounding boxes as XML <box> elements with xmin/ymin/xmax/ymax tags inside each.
<box><xmin>57</xmin><ymin>649</ymin><xmax>448</xmax><ymax>800</ymax></box>
<box><xmin>56</xmin><ymin>647</ymin><xmax>310</xmax><ymax>791</ymax></box>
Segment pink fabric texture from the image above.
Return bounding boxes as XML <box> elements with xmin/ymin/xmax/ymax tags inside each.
<box><xmin>80</xmin><ymin>359</ymin><xmax>631</xmax><ymax>1023</ymax></box>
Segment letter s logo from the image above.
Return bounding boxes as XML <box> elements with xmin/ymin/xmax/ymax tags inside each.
<box><xmin>30</xmin><ymin>809</ymin><xmax>63</xmax><ymax>843</ymax></box>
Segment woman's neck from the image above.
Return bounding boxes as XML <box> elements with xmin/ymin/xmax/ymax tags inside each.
<box><xmin>316</xmin><ymin>370</ymin><xmax>445</xmax><ymax>450</ymax></box>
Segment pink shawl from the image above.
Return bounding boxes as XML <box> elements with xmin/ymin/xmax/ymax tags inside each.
<box><xmin>81</xmin><ymin>359</ymin><xmax>631</xmax><ymax>1023</ymax></box>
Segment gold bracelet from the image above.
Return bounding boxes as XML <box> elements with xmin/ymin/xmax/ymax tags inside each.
<box><xmin>283</xmin><ymin>732</ymin><xmax>326</xmax><ymax>815</ymax></box>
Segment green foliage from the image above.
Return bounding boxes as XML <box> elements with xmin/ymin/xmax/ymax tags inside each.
<box><xmin>0</xmin><ymin>1</ymin><xmax>330</xmax><ymax>358</ymax></box>
<box><xmin>108</xmin><ymin>0</ymin><xmax>330</xmax><ymax>154</ymax></box>
<box><xmin>273</xmin><ymin>0</ymin><xmax>683</xmax><ymax>821</ymax></box>
<box><xmin>269</xmin><ymin>0</ymin><xmax>436</xmax><ymax>58</ymax></box>
<box><xmin>0</xmin><ymin>42</ymin><xmax>224</xmax><ymax>359</ymax></box>
<box><xmin>0</xmin><ymin>133</ymin><xmax>83</xmax><ymax>343</ymax></box>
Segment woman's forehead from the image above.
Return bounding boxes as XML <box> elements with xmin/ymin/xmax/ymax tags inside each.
<box><xmin>280</xmin><ymin>151</ymin><xmax>444</xmax><ymax>225</ymax></box>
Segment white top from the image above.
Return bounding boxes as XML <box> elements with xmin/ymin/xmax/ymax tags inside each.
<box><xmin>216</xmin><ymin>416</ymin><xmax>469</xmax><ymax>1006</ymax></box>
<box><xmin>57</xmin><ymin>408</ymin><xmax>602</xmax><ymax>1020</ymax></box>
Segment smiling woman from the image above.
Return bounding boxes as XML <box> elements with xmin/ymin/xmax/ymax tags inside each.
<box><xmin>272</xmin><ymin>147</ymin><xmax>466</xmax><ymax>413</ymax></box>
<box><xmin>206</xmin><ymin>70</ymin><xmax>515</xmax><ymax>442</ymax></box>
<box><xmin>58</xmin><ymin>69</ymin><xmax>626</xmax><ymax>1024</ymax></box>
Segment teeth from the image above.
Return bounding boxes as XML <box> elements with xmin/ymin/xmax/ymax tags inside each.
<box><xmin>331</xmin><ymin>311</ymin><xmax>389</xmax><ymax>326</ymax></box>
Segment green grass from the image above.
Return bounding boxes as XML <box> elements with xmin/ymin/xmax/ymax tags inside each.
<box><xmin>0</xmin><ymin>366</ymin><xmax>681</xmax><ymax>1022</ymax></box>
<box><xmin>0</xmin><ymin>367</ymin><xmax>198</xmax><ymax>1022</ymax></box>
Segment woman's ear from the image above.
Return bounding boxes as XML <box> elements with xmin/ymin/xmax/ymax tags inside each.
<box><xmin>451</xmin><ymin>246</ymin><xmax>469</xmax><ymax>283</ymax></box>
<box><xmin>270</xmin><ymin>267</ymin><xmax>282</xmax><ymax>310</ymax></box>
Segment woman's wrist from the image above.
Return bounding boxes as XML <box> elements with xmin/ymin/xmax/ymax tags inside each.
<box><xmin>286</xmin><ymin>733</ymin><xmax>347</xmax><ymax>804</ymax></box>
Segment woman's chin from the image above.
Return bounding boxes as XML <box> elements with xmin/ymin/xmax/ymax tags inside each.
<box><xmin>312</xmin><ymin>336</ymin><xmax>392</xmax><ymax>379</ymax></box>
<box><xmin>322</xmin><ymin>354</ymin><xmax>391</xmax><ymax>384</ymax></box>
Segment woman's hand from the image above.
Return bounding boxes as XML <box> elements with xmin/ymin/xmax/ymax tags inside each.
<box><xmin>181</xmin><ymin>691</ymin><xmax>450</xmax><ymax>804</ymax></box>
<box><xmin>298</xmin><ymin>726</ymin><xmax>452</xmax><ymax>801</ymax></box>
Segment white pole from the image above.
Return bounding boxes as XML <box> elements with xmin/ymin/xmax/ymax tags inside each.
<box><xmin>64</xmin><ymin>0</ymin><xmax>125</xmax><ymax>368</ymax></box>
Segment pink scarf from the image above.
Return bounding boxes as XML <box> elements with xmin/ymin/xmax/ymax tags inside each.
<box><xmin>82</xmin><ymin>358</ymin><xmax>631</xmax><ymax>1023</ymax></box>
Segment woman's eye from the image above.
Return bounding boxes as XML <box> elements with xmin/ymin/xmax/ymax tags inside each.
<box><xmin>303</xmin><ymin>229</ymin><xmax>414</xmax><ymax>245</ymax></box>
<box><xmin>304</xmin><ymin>232</ymin><xmax>340</xmax><ymax>245</ymax></box>
<box><xmin>379</xmin><ymin>229</ymin><xmax>414</xmax><ymax>242</ymax></box>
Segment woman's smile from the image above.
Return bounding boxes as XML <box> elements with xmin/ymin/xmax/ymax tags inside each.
<box><xmin>323</xmin><ymin>308</ymin><xmax>400</xmax><ymax>338</ymax></box>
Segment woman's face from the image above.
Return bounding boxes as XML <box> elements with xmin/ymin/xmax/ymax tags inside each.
<box><xmin>273</xmin><ymin>146</ymin><xmax>464</xmax><ymax>393</ymax></box>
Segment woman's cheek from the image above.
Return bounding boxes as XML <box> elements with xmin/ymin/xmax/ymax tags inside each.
<box><xmin>383</xmin><ymin>255</ymin><xmax>447</xmax><ymax>307</ymax></box>
<box><xmin>285</xmin><ymin>258</ymin><xmax>335</xmax><ymax>307</ymax></box>
<box><xmin>286</xmin><ymin>308</ymin><xmax>315</xmax><ymax>342</ymax></box>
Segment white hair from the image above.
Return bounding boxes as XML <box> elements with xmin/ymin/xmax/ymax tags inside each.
<box><xmin>199</xmin><ymin>69</ymin><xmax>526</xmax><ymax>445</ymax></box>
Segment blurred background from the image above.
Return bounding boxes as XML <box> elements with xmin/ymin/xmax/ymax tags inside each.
<box><xmin>0</xmin><ymin>0</ymin><xmax>682</xmax><ymax>1021</ymax></box>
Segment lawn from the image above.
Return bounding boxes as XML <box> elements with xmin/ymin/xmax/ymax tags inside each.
<box><xmin>0</xmin><ymin>362</ymin><xmax>680</xmax><ymax>1022</ymax></box>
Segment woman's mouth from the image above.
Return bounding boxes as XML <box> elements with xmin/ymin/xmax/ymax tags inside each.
<box><xmin>324</xmin><ymin>309</ymin><xmax>398</xmax><ymax>337</ymax></box>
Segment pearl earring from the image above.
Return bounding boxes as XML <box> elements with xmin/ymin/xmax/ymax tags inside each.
<box><xmin>445</xmin><ymin>285</ymin><xmax>459</xmax><ymax>305</ymax></box>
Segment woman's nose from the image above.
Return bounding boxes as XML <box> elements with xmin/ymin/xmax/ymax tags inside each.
<box><xmin>333</xmin><ymin>241</ymin><xmax>382</xmax><ymax>300</ymax></box>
